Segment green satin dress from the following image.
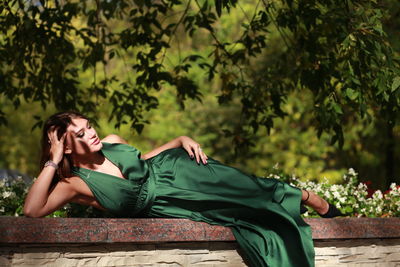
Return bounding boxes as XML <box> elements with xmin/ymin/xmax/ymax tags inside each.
<box><xmin>71</xmin><ymin>142</ymin><xmax>314</xmax><ymax>267</ymax></box>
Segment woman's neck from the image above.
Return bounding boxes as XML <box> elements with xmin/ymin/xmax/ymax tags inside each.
<box><xmin>72</xmin><ymin>151</ymin><xmax>105</xmax><ymax>170</ymax></box>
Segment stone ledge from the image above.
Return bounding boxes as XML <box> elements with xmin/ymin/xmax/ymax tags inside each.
<box><xmin>0</xmin><ymin>217</ymin><xmax>399</xmax><ymax>244</ymax></box>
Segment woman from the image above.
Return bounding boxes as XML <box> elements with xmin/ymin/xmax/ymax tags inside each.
<box><xmin>24</xmin><ymin>111</ymin><xmax>341</xmax><ymax>267</ymax></box>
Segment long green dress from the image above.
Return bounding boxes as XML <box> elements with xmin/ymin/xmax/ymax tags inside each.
<box><xmin>71</xmin><ymin>142</ymin><xmax>315</xmax><ymax>267</ymax></box>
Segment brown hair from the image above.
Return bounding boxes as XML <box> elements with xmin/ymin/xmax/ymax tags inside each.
<box><xmin>40</xmin><ymin>111</ymin><xmax>89</xmax><ymax>182</ymax></box>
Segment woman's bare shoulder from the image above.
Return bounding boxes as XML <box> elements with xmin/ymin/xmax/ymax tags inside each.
<box><xmin>101</xmin><ymin>134</ymin><xmax>128</xmax><ymax>144</ymax></box>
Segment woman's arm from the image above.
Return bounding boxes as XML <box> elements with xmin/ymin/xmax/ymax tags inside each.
<box><xmin>24</xmin><ymin>173</ymin><xmax>77</xmax><ymax>217</ymax></box>
<box><xmin>142</xmin><ymin>136</ymin><xmax>208</xmax><ymax>164</ymax></box>
<box><xmin>102</xmin><ymin>134</ymin><xmax>208</xmax><ymax>164</ymax></box>
<box><xmin>24</xmin><ymin>128</ymin><xmax>77</xmax><ymax>217</ymax></box>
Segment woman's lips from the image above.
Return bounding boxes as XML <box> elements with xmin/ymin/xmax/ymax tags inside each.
<box><xmin>92</xmin><ymin>137</ymin><xmax>100</xmax><ymax>145</ymax></box>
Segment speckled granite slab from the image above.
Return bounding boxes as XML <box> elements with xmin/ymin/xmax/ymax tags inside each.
<box><xmin>0</xmin><ymin>217</ymin><xmax>399</xmax><ymax>243</ymax></box>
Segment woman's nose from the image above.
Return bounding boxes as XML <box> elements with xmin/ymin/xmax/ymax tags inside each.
<box><xmin>88</xmin><ymin>128</ymin><xmax>96</xmax><ymax>137</ymax></box>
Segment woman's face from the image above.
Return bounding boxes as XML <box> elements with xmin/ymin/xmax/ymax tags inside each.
<box><xmin>65</xmin><ymin>117</ymin><xmax>102</xmax><ymax>156</ymax></box>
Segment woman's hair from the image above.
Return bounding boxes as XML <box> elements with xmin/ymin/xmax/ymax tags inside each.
<box><xmin>40</xmin><ymin>111</ymin><xmax>89</xmax><ymax>182</ymax></box>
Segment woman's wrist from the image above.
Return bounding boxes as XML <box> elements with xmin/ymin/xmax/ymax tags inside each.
<box><xmin>178</xmin><ymin>136</ymin><xmax>183</xmax><ymax>145</ymax></box>
<box><xmin>49</xmin><ymin>154</ymin><xmax>63</xmax><ymax>165</ymax></box>
<box><xmin>44</xmin><ymin>160</ymin><xmax>59</xmax><ymax>169</ymax></box>
<box><xmin>178</xmin><ymin>136</ymin><xmax>188</xmax><ymax>146</ymax></box>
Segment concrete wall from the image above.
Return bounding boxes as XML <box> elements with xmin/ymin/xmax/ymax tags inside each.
<box><xmin>314</xmin><ymin>239</ymin><xmax>400</xmax><ymax>266</ymax></box>
<box><xmin>1</xmin><ymin>217</ymin><xmax>400</xmax><ymax>266</ymax></box>
<box><xmin>0</xmin><ymin>242</ymin><xmax>243</xmax><ymax>267</ymax></box>
<box><xmin>1</xmin><ymin>239</ymin><xmax>400</xmax><ymax>266</ymax></box>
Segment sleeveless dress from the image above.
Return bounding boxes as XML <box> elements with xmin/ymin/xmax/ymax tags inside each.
<box><xmin>71</xmin><ymin>142</ymin><xmax>315</xmax><ymax>267</ymax></box>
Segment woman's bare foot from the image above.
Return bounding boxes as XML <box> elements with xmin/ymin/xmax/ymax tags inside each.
<box><xmin>301</xmin><ymin>190</ymin><xmax>329</xmax><ymax>215</ymax></box>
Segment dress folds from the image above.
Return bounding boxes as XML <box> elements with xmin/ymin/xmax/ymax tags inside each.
<box><xmin>71</xmin><ymin>142</ymin><xmax>315</xmax><ymax>267</ymax></box>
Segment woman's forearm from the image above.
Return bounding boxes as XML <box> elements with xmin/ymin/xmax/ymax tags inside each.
<box><xmin>23</xmin><ymin>166</ymin><xmax>57</xmax><ymax>217</ymax></box>
<box><xmin>141</xmin><ymin>136</ymin><xmax>183</xmax><ymax>160</ymax></box>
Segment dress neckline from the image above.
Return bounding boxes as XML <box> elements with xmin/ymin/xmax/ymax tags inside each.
<box><xmin>72</xmin><ymin>143</ymin><xmax>128</xmax><ymax>181</ymax></box>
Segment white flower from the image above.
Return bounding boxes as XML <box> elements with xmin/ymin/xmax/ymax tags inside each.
<box><xmin>324</xmin><ymin>191</ymin><xmax>331</xmax><ymax>199</ymax></box>
<box><xmin>340</xmin><ymin>189</ymin><xmax>349</xmax><ymax>196</ymax></box>
<box><xmin>357</xmin><ymin>183</ymin><xmax>367</xmax><ymax>190</ymax></box>
<box><xmin>2</xmin><ymin>191</ymin><xmax>16</xmax><ymax>199</ymax></box>
<box><xmin>331</xmin><ymin>184</ymin><xmax>338</xmax><ymax>191</ymax></box>
<box><xmin>373</xmin><ymin>190</ymin><xmax>383</xmax><ymax>200</ymax></box>
<box><xmin>0</xmin><ymin>206</ymin><xmax>4</xmax><ymax>213</ymax></box>
<box><xmin>369</xmin><ymin>206</ymin><xmax>374</xmax><ymax>213</ymax></box>
<box><xmin>376</xmin><ymin>206</ymin><xmax>382</xmax><ymax>214</ymax></box>
<box><xmin>333</xmin><ymin>191</ymin><xmax>341</xmax><ymax>199</ymax></box>
<box><xmin>348</xmin><ymin>168</ymin><xmax>357</xmax><ymax>176</ymax></box>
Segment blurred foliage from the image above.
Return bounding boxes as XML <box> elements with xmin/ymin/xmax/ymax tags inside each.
<box><xmin>1</xmin><ymin>0</ymin><xmax>399</xmax><ymax>144</ymax></box>
<box><xmin>0</xmin><ymin>0</ymin><xmax>400</xmax><ymax>193</ymax></box>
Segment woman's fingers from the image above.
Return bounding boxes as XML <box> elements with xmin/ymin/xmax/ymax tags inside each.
<box><xmin>47</xmin><ymin>128</ymin><xmax>66</xmax><ymax>164</ymax></box>
<box><xmin>60</xmin><ymin>132</ymin><xmax>67</xmax><ymax>143</ymax></box>
<box><xmin>48</xmin><ymin>127</ymin><xmax>59</xmax><ymax>144</ymax></box>
<box><xmin>181</xmin><ymin>137</ymin><xmax>208</xmax><ymax>165</ymax></box>
<box><xmin>184</xmin><ymin>144</ymin><xmax>194</xmax><ymax>159</ymax></box>
<box><xmin>198</xmin><ymin>146</ymin><xmax>208</xmax><ymax>165</ymax></box>
<box><xmin>47</xmin><ymin>127</ymin><xmax>54</xmax><ymax>144</ymax></box>
<box><xmin>195</xmin><ymin>145</ymin><xmax>201</xmax><ymax>164</ymax></box>
<box><xmin>193</xmin><ymin>145</ymin><xmax>208</xmax><ymax>165</ymax></box>
<box><xmin>200</xmin><ymin>150</ymin><xmax>208</xmax><ymax>164</ymax></box>
<box><xmin>48</xmin><ymin>127</ymin><xmax>66</xmax><ymax>144</ymax></box>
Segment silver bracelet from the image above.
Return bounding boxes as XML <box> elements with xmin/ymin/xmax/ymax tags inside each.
<box><xmin>44</xmin><ymin>160</ymin><xmax>59</xmax><ymax>169</ymax></box>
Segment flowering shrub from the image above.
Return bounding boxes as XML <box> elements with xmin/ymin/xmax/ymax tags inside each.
<box><xmin>0</xmin><ymin>177</ymin><xmax>69</xmax><ymax>217</ymax></box>
<box><xmin>0</xmin><ymin>177</ymin><xmax>112</xmax><ymax>217</ymax></box>
<box><xmin>1</xmin><ymin>169</ymin><xmax>399</xmax><ymax>217</ymax></box>
<box><xmin>0</xmin><ymin>177</ymin><xmax>29</xmax><ymax>216</ymax></box>
<box><xmin>267</xmin><ymin>168</ymin><xmax>400</xmax><ymax>217</ymax></box>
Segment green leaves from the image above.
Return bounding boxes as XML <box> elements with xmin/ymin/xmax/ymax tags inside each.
<box><xmin>0</xmin><ymin>0</ymin><xmax>399</xmax><ymax>151</ymax></box>
<box><xmin>345</xmin><ymin>88</ymin><xmax>359</xmax><ymax>101</ymax></box>
<box><xmin>391</xmin><ymin>77</ymin><xmax>400</xmax><ymax>92</ymax></box>
<box><xmin>214</xmin><ymin>0</ymin><xmax>237</xmax><ymax>17</ymax></box>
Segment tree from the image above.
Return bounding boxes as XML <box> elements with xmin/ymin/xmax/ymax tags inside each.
<box><xmin>1</xmin><ymin>0</ymin><xmax>399</xmax><ymax>185</ymax></box>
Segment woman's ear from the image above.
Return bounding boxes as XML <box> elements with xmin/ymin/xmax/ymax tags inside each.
<box><xmin>64</xmin><ymin>146</ymin><xmax>72</xmax><ymax>154</ymax></box>
<box><xmin>64</xmin><ymin>132</ymin><xmax>73</xmax><ymax>154</ymax></box>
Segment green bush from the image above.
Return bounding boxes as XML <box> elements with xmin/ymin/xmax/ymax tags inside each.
<box><xmin>268</xmin><ymin>168</ymin><xmax>400</xmax><ymax>217</ymax></box>
<box><xmin>0</xmin><ymin>177</ymin><xmax>27</xmax><ymax>216</ymax></box>
<box><xmin>0</xmin><ymin>177</ymin><xmax>107</xmax><ymax>217</ymax></box>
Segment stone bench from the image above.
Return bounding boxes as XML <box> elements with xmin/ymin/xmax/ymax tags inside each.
<box><xmin>1</xmin><ymin>217</ymin><xmax>400</xmax><ymax>266</ymax></box>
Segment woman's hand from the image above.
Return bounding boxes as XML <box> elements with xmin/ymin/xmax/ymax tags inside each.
<box><xmin>180</xmin><ymin>136</ymin><xmax>208</xmax><ymax>165</ymax></box>
<box><xmin>47</xmin><ymin>127</ymin><xmax>67</xmax><ymax>164</ymax></box>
